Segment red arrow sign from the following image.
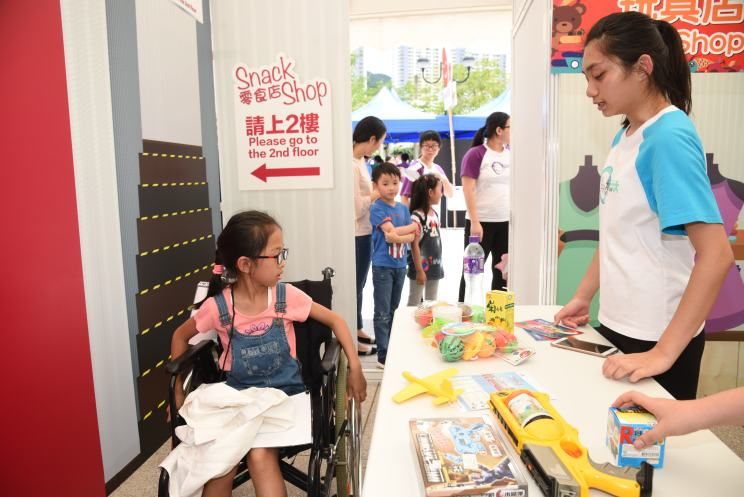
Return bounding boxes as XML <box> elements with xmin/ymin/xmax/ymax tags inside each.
<box><xmin>251</xmin><ymin>163</ymin><xmax>320</xmax><ymax>183</ymax></box>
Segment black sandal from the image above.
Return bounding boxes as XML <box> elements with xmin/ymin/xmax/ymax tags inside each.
<box><xmin>358</xmin><ymin>335</ymin><xmax>376</xmax><ymax>345</ymax></box>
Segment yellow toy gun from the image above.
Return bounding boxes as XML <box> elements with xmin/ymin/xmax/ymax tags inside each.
<box><xmin>490</xmin><ymin>390</ymin><xmax>653</xmax><ymax>497</ymax></box>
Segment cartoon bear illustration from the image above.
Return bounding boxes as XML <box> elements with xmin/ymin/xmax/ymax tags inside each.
<box><xmin>552</xmin><ymin>1</ymin><xmax>586</xmax><ymax>54</ymax></box>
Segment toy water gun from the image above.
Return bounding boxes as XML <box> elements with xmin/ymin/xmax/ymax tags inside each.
<box><xmin>490</xmin><ymin>390</ymin><xmax>653</xmax><ymax>497</ymax></box>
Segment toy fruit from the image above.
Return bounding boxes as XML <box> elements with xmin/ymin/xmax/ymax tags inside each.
<box><xmin>439</xmin><ymin>335</ymin><xmax>465</xmax><ymax>362</ymax></box>
<box><xmin>462</xmin><ymin>331</ymin><xmax>485</xmax><ymax>361</ymax></box>
<box><xmin>478</xmin><ymin>332</ymin><xmax>498</xmax><ymax>358</ymax></box>
<box><xmin>414</xmin><ymin>301</ymin><xmax>454</xmax><ymax>327</ymax></box>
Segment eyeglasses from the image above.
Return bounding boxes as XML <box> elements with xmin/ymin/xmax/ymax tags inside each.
<box><xmin>421</xmin><ymin>143</ymin><xmax>440</xmax><ymax>150</ymax></box>
<box><xmin>254</xmin><ymin>248</ymin><xmax>289</xmax><ymax>265</ymax></box>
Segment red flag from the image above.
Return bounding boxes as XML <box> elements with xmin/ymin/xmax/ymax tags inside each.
<box><xmin>441</xmin><ymin>48</ymin><xmax>449</xmax><ymax>87</ymax></box>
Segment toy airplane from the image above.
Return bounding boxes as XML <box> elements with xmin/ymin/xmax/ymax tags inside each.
<box><xmin>392</xmin><ymin>368</ymin><xmax>463</xmax><ymax>405</ymax></box>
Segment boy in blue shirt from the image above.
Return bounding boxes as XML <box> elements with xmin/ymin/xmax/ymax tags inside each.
<box><xmin>369</xmin><ymin>163</ymin><xmax>418</xmax><ymax>368</ymax></box>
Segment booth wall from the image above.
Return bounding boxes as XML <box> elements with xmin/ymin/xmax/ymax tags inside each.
<box><xmin>510</xmin><ymin>0</ymin><xmax>556</xmax><ymax>304</ymax></box>
<box><xmin>556</xmin><ymin>73</ymin><xmax>744</xmax><ymax>331</ymax></box>
<box><xmin>61</xmin><ymin>0</ymin><xmax>140</xmax><ymax>481</ymax></box>
<box><xmin>0</xmin><ymin>2</ymin><xmax>106</xmax><ymax>495</ymax></box>
<box><xmin>211</xmin><ymin>0</ymin><xmax>357</xmax><ymax>328</ymax></box>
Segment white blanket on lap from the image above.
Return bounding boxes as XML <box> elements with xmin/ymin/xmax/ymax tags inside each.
<box><xmin>159</xmin><ymin>383</ymin><xmax>303</xmax><ymax>497</ymax></box>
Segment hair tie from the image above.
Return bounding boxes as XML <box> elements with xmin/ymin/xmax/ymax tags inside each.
<box><xmin>212</xmin><ymin>264</ymin><xmax>224</xmax><ymax>275</ymax></box>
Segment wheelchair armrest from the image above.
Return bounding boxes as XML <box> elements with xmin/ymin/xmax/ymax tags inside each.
<box><xmin>320</xmin><ymin>338</ymin><xmax>341</xmax><ymax>374</ymax></box>
<box><xmin>166</xmin><ymin>339</ymin><xmax>216</xmax><ymax>376</ymax></box>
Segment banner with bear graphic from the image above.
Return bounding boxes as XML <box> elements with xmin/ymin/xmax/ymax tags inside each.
<box><xmin>552</xmin><ymin>0</ymin><xmax>744</xmax><ymax>73</ymax></box>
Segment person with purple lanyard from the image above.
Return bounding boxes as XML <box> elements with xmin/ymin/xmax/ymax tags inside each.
<box><xmin>458</xmin><ymin>112</ymin><xmax>511</xmax><ymax>300</ymax></box>
<box><xmin>400</xmin><ymin>130</ymin><xmax>453</xmax><ymax>213</ymax></box>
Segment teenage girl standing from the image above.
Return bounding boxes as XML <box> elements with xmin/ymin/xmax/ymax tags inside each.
<box><xmin>555</xmin><ymin>12</ymin><xmax>733</xmax><ymax>400</ymax></box>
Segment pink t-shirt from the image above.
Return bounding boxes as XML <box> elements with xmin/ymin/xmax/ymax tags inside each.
<box><xmin>193</xmin><ymin>284</ymin><xmax>313</xmax><ymax>370</ymax></box>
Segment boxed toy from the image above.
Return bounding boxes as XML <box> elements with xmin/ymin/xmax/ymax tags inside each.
<box><xmin>486</xmin><ymin>290</ymin><xmax>515</xmax><ymax>333</ymax></box>
<box><xmin>410</xmin><ymin>416</ymin><xmax>528</xmax><ymax>497</ymax></box>
<box><xmin>607</xmin><ymin>406</ymin><xmax>665</xmax><ymax>468</ymax></box>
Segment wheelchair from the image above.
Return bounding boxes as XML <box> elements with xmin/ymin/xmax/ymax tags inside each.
<box><xmin>158</xmin><ymin>268</ymin><xmax>363</xmax><ymax>497</ymax></box>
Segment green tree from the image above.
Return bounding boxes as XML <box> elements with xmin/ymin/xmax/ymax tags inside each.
<box><xmin>351</xmin><ymin>54</ymin><xmax>392</xmax><ymax>111</ymax></box>
<box><xmin>397</xmin><ymin>57</ymin><xmax>508</xmax><ymax>114</ymax></box>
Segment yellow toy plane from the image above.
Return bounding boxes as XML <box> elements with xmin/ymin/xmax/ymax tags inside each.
<box><xmin>392</xmin><ymin>368</ymin><xmax>463</xmax><ymax>405</ymax></box>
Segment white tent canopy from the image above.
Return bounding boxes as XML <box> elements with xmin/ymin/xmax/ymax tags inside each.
<box><xmin>351</xmin><ymin>86</ymin><xmax>434</xmax><ymax>121</ymax></box>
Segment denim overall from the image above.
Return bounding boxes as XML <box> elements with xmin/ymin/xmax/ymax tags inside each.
<box><xmin>214</xmin><ymin>283</ymin><xmax>306</xmax><ymax>396</ymax></box>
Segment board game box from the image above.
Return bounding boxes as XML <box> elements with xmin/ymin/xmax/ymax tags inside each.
<box><xmin>410</xmin><ymin>416</ymin><xmax>529</xmax><ymax>497</ymax></box>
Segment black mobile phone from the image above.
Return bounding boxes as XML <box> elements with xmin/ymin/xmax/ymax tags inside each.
<box><xmin>551</xmin><ymin>336</ymin><xmax>618</xmax><ymax>357</ymax></box>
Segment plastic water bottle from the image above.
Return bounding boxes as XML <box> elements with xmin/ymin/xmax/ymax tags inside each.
<box><xmin>463</xmin><ymin>236</ymin><xmax>485</xmax><ymax>306</ymax></box>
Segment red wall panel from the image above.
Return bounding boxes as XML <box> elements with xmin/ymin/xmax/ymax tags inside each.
<box><xmin>0</xmin><ymin>2</ymin><xmax>105</xmax><ymax>496</ymax></box>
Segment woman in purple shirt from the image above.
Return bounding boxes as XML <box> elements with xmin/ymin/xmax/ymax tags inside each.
<box><xmin>458</xmin><ymin>112</ymin><xmax>511</xmax><ymax>300</ymax></box>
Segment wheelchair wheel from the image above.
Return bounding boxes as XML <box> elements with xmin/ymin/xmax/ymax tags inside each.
<box><xmin>333</xmin><ymin>352</ymin><xmax>364</xmax><ymax>497</ymax></box>
<box><xmin>345</xmin><ymin>396</ymin><xmax>363</xmax><ymax>496</ymax></box>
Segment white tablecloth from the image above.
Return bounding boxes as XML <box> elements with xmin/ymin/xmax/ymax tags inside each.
<box><xmin>363</xmin><ymin>306</ymin><xmax>744</xmax><ymax>497</ymax></box>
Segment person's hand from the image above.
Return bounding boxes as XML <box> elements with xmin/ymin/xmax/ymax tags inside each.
<box><xmin>602</xmin><ymin>347</ymin><xmax>675</xmax><ymax>383</ymax></box>
<box><xmin>402</xmin><ymin>233</ymin><xmax>415</xmax><ymax>244</ymax></box>
<box><xmin>416</xmin><ymin>270</ymin><xmax>427</xmax><ymax>286</ymax></box>
<box><xmin>612</xmin><ymin>391</ymin><xmax>698</xmax><ymax>448</ymax></box>
<box><xmin>347</xmin><ymin>365</ymin><xmax>368</xmax><ymax>404</ymax></box>
<box><xmin>469</xmin><ymin>221</ymin><xmax>483</xmax><ymax>241</ymax></box>
<box><xmin>554</xmin><ymin>296</ymin><xmax>590</xmax><ymax>328</ymax></box>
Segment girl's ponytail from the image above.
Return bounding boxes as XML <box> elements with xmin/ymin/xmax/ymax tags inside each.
<box><xmin>470</xmin><ymin>126</ymin><xmax>486</xmax><ymax>148</ymax></box>
<box><xmin>654</xmin><ymin>19</ymin><xmax>691</xmax><ymax>116</ymax></box>
<box><xmin>196</xmin><ymin>250</ymin><xmax>227</xmax><ymax>309</ymax></box>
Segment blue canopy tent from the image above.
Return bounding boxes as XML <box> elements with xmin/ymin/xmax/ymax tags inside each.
<box><xmin>464</xmin><ymin>87</ymin><xmax>511</xmax><ymax>117</ymax></box>
<box><xmin>351</xmin><ymin>87</ymin><xmax>436</xmax><ymax>142</ymax></box>
<box><xmin>351</xmin><ymin>87</ymin><xmax>510</xmax><ymax>142</ymax></box>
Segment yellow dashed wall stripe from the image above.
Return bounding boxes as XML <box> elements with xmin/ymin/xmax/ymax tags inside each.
<box><xmin>141</xmin><ymin>152</ymin><xmax>204</xmax><ymax>159</ymax></box>
<box><xmin>143</xmin><ymin>411</ymin><xmax>152</xmax><ymax>421</ymax></box>
<box><xmin>140</xmin><ymin>355</ymin><xmax>170</xmax><ymax>377</ymax></box>
<box><xmin>139</xmin><ymin>303</ymin><xmax>195</xmax><ymax>335</ymax></box>
<box><xmin>140</xmin><ymin>207</ymin><xmax>208</xmax><ymax>222</ymax></box>
<box><xmin>139</xmin><ymin>234</ymin><xmax>213</xmax><ymax>257</ymax></box>
<box><xmin>141</xmin><ymin>181</ymin><xmax>207</xmax><ymax>187</ymax></box>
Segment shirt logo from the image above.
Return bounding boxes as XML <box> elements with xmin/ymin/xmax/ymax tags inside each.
<box><xmin>600</xmin><ymin>166</ymin><xmax>620</xmax><ymax>204</ymax></box>
<box><xmin>484</xmin><ymin>160</ymin><xmax>507</xmax><ymax>175</ymax></box>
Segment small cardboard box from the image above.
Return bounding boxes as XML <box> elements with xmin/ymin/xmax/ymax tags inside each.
<box><xmin>606</xmin><ymin>406</ymin><xmax>665</xmax><ymax>468</ymax></box>
<box><xmin>485</xmin><ymin>290</ymin><xmax>515</xmax><ymax>333</ymax></box>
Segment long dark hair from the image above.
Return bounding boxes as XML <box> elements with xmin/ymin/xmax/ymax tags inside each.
<box><xmin>353</xmin><ymin>116</ymin><xmax>386</xmax><ymax>143</ymax></box>
<box><xmin>471</xmin><ymin>112</ymin><xmax>510</xmax><ymax>148</ymax></box>
<box><xmin>409</xmin><ymin>174</ymin><xmax>441</xmax><ymax>217</ymax></box>
<box><xmin>197</xmin><ymin>210</ymin><xmax>281</xmax><ymax>308</ymax></box>
<box><xmin>585</xmin><ymin>11</ymin><xmax>691</xmax><ymax>128</ymax></box>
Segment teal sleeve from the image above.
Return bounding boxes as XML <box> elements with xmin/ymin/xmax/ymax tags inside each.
<box><xmin>636</xmin><ymin>115</ymin><xmax>721</xmax><ymax>235</ymax></box>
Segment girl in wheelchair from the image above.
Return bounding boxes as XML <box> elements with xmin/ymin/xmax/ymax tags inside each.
<box><xmin>168</xmin><ymin>210</ymin><xmax>367</xmax><ymax>497</ymax></box>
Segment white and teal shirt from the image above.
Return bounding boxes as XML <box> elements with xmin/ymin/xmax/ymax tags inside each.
<box><xmin>598</xmin><ymin>106</ymin><xmax>722</xmax><ymax>341</ymax></box>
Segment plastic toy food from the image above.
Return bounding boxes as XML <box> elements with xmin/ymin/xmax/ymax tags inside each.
<box><xmin>435</xmin><ymin>323</ymin><xmax>518</xmax><ymax>362</ymax></box>
<box><xmin>439</xmin><ymin>335</ymin><xmax>465</xmax><ymax>362</ymax></box>
<box><xmin>414</xmin><ymin>301</ymin><xmax>474</xmax><ymax>327</ymax></box>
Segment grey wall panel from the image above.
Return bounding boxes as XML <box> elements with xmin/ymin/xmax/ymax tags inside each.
<box><xmin>60</xmin><ymin>0</ymin><xmax>140</xmax><ymax>482</ymax></box>
<box><xmin>211</xmin><ymin>0</ymin><xmax>357</xmax><ymax>329</ymax></box>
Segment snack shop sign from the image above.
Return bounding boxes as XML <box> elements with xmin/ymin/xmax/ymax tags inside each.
<box><xmin>552</xmin><ymin>0</ymin><xmax>744</xmax><ymax>74</ymax></box>
<box><xmin>233</xmin><ymin>54</ymin><xmax>333</xmax><ymax>190</ymax></box>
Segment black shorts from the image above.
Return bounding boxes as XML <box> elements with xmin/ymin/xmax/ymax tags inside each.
<box><xmin>597</xmin><ymin>324</ymin><xmax>705</xmax><ymax>400</ymax></box>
